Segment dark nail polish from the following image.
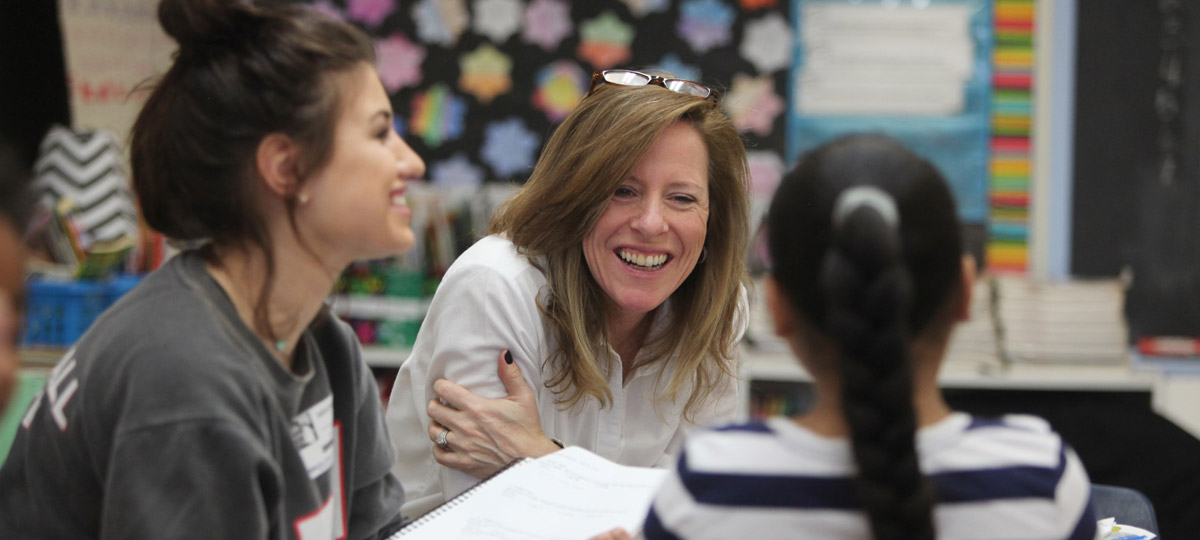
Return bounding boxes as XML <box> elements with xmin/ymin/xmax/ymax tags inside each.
<box><xmin>505</xmin><ymin>351</ymin><xmax>513</xmax><ymax>364</ymax></box>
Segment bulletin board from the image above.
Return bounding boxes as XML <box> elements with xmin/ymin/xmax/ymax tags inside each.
<box><xmin>786</xmin><ymin>0</ymin><xmax>993</xmax><ymax>225</ymax></box>
<box><xmin>305</xmin><ymin>0</ymin><xmax>794</xmax><ymax>210</ymax></box>
<box><xmin>58</xmin><ymin>0</ymin><xmax>174</xmax><ymax>144</ymax></box>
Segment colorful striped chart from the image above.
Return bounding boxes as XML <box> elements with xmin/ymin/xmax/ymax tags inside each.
<box><xmin>987</xmin><ymin>0</ymin><xmax>1034</xmax><ymax>273</ymax></box>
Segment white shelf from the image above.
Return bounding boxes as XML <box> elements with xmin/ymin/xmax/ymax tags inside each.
<box><xmin>329</xmin><ymin>294</ymin><xmax>428</xmax><ymax>320</ymax></box>
<box><xmin>17</xmin><ymin>348</ymin><xmax>65</xmax><ymax>369</ymax></box>
<box><xmin>740</xmin><ymin>347</ymin><xmax>1158</xmax><ymax>392</ymax></box>
<box><xmin>362</xmin><ymin>346</ymin><xmax>410</xmax><ymax>369</ymax></box>
<box><xmin>22</xmin><ymin>346</ymin><xmax>412</xmax><ymax>370</ymax></box>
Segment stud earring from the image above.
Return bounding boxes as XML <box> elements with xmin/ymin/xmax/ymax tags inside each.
<box><xmin>296</xmin><ymin>193</ymin><xmax>310</xmax><ymax>204</ymax></box>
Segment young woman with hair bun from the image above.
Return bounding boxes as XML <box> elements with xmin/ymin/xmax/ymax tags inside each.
<box><xmin>0</xmin><ymin>1</ymin><xmax>424</xmax><ymax>538</ymax></box>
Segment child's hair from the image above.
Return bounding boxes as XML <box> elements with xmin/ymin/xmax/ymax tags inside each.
<box><xmin>130</xmin><ymin>0</ymin><xmax>375</xmax><ymax>341</ymax></box>
<box><xmin>766</xmin><ymin>134</ymin><xmax>963</xmax><ymax>540</ymax></box>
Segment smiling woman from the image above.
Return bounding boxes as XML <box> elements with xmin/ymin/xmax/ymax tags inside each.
<box><xmin>386</xmin><ymin>70</ymin><xmax>751</xmax><ymax>520</ymax></box>
<box><xmin>297</xmin><ymin>64</ymin><xmax>422</xmax><ymax>265</ymax></box>
<box><xmin>582</xmin><ymin>121</ymin><xmax>711</xmax><ymax>362</ymax></box>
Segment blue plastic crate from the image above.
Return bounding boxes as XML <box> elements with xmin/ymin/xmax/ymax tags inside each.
<box><xmin>104</xmin><ymin>274</ymin><xmax>143</xmax><ymax>308</ymax></box>
<box><xmin>22</xmin><ymin>279</ymin><xmax>110</xmax><ymax>348</ymax></box>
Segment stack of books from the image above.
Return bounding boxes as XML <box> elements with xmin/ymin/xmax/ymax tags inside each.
<box><xmin>993</xmin><ymin>275</ymin><xmax>1129</xmax><ymax>365</ymax></box>
<box><xmin>26</xmin><ymin>197</ymin><xmax>134</xmax><ymax>280</ymax></box>
<box><xmin>943</xmin><ymin>275</ymin><xmax>1004</xmax><ymax>372</ymax></box>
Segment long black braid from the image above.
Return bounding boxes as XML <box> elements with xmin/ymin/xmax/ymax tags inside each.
<box><xmin>767</xmin><ymin>134</ymin><xmax>963</xmax><ymax>540</ymax></box>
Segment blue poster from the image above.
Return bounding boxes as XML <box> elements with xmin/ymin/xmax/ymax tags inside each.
<box><xmin>787</xmin><ymin>0</ymin><xmax>993</xmax><ymax>223</ymax></box>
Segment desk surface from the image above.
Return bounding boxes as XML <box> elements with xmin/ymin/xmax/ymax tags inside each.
<box><xmin>741</xmin><ymin>347</ymin><xmax>1159</xmax><ymax>392</ymax></box>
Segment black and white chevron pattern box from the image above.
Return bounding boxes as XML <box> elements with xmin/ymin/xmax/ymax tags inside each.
<box><xmin>33</xmin><ymin>125</ymin><xmax>139</xmax><ymax>246</ymax></box>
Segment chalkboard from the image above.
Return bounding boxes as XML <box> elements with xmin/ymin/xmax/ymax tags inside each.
<box><xmin>1071</xmin><ymin>1</ymin><xmax>1200</xmax><ymax>339</ymax></box>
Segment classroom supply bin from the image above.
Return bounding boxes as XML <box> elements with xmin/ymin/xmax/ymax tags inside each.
<box><xmin>21</xmin><ymin>276</ymin><xmax>142</xmax><ymax>348</ymax></box>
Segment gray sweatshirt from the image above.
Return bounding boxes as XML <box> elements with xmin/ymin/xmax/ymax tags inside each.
<box><xmin>0</xmin><ymin>251</ymin><xmax>406</xmax><ymax>539</ymax></box>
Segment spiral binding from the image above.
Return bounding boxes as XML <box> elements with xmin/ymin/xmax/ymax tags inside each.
<box><xmin>389</xmin><ymin>457</ymin><xmax>532</xmax><ymax>537</ymax></box>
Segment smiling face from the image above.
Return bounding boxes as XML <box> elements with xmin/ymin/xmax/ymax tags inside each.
<box><xmin>297</xmin><ymin>62</ymin><xmax>426</xmax><ymax>268</ymax></box>
<box><xmin>583</xmin><ymin>120</ymin><xmax>710</xmax><ymax>324</ymax></box>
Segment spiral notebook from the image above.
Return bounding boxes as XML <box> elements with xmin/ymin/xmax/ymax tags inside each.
<box><xmin>389</xmin><ymin>446</ymin><xmax>668</xmax><ymax>540</ymax></box>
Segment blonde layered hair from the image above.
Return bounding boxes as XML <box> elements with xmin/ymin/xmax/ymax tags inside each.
<box><xmin>489</xmin><ymin>82</ymin><xmax>750</xmax><ymax>420</ymax></box>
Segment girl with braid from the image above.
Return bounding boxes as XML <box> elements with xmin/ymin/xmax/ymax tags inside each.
<box><xmin>636</xmin><ymin>134</ymin><xmax>1097</xmax><ymax>540</ymax></box>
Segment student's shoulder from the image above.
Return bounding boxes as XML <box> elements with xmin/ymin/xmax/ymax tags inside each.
<box><xmin>71</xmin><ymin>263</ymin><xmax>259</xmax><ymax>395</ymax></box>
<box><xmin>946</xmin><ymin>413</ymin><xmax>1072</xmax><ymax>462</ymax></box>
<box><xmin>963</xmin><ymin>412</ymin><xmax>1056</xmax><ymax>435</ymax></box>
<box><xmin>680</xmin><ymin>420</ymin><xmax>790</xmax><ymax>469</ymax></box>
<box><xmin>95</xmin><ymin>252</ymin><xmax>218</xmax><ymax>330</ymax></box>
<box><xmin>84</xmin><ymin>279</ymin><xmax>227</xmax><ymax>364</ymax></box>
<box><xmin>64</xmin><ymin>319</ymin><xmax>271</xmax><ymax>437</ymax></box>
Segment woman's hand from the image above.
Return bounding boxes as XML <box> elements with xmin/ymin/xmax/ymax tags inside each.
<box><xmin>589</xmin><ymin>528</ymin><xmax>636</xmax><ymax>540</ymax></box>
<box><xmin>426</xmin><ymin>350</ymin><xmax>561</xmax><ymax>478</ymax></box>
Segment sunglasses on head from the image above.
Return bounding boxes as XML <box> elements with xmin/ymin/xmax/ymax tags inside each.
<box><xmin>586</xmin><ymin>69</ymin><xmax>720</xmax><ymax>107</ymax></box>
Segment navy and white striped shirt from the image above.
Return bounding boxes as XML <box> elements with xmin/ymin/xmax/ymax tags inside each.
<box><xmin>645</xmin><ymin>413</ymin><xmax>1096</xmax><ymax>540</ymax></box>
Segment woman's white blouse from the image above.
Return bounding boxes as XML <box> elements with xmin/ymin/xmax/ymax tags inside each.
<box><xmin>385</xmin><ymin>234</ymin><xmax>744</xmax><ymax>519</ymax></box>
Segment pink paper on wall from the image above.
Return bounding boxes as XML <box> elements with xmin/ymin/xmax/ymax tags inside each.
<box><xmin>725</xmin><ymin>73</ymin><xmax>784</xmax><ymax>137</ymax></box>
<box><xmin>376</xmin><ymin>33</ymin><xmax>426</xmax><ymax>93</ymax></box>
<box><xmin>346</xmin><ymin>0</ymin><xmax>395</xmax><ymax>27</ymax></box>
<box><xmin>522</xmin><ymin>0</ymin><xmax>573</xmax><ymax>52</ymax></box>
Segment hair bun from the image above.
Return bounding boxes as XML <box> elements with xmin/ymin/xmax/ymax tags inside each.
<box><xmin>158</xmin><ymin>0</ymin><xmax>257</xmax><ymax>50</ymax></box>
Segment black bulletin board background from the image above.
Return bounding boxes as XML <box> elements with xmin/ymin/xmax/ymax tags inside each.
<box><xmin>306</xmin><ymin>0</ymin><xmax>791</xmax><ymax>184</ymax></box>
<box><xmin>1071</xmin><ymin>1</ymin><xmax>1200</xmax><ymax>339</ymax></box>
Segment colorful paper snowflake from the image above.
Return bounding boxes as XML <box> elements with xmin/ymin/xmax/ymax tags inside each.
<box><xmin>577</xmin><ymin>11</ymin><xmax>634</xmax><ymax>70</ymax></box>
<box><xmin>532</xmin><ymin>61</ymin><xmax>588</xmax><ymax>123</ymax></box>
<box><xmin>676</xmin><ymin>0</ymin><xmax>735</xmax><ymax>54</ymax></box>
<box><xmin>746</xmin><ymin>150</ymin><xmax>784</xmax><ymax>200</ymax></box>
<box><xmin>522</xmin><ymin>0</ymin><xmax>573</xmax><ymax>52</ymax></box>
<box><xmin>738</xmin><ymin>0</ymin><xmax>778</xmax><ymax>10</ymax></box>
<box><xmin>652</xmin><ymin>53</ymin><xmax>701</xmax><ymax>83</ymax></box>
<box><xmin>431</xmin><ymin>153</ymin><xmax>485</xmax><ymax>188</ymax></box>
<box><xmin>412</xmin><ymin>0</ymin><xmax>469</xmax><ymax>47</ymax></box>
<box><xmin>346</xmin><ymin>0</ymin><xmax>395</xmax><ymax>27</ymax></box>
<box><xmin>376</xmin><ymin>34</ymin><xmax>426</xmax><ymax>93</ymax></box>
<box><xmin>620</xmin><ymin>0</ymin><xmax>670</xmax><ymax>17</ymax></box>
<box><xmin>481</xmin><ymin>117</ymin><xmax>540</xmax><ymax>178</ymax></box>
<box><xmin>725</xmin><ymin>73</ymin><xmax>784</xmax><ymax>137</ymax></box>
<box><xmin>459</xmin><ymin>44</ymin><xmax>513</xmax><ymax>103</ymax></box>
<box><xmin>473</xmin><ymin>0</ymin><xmax>523</xmax><ymax>43</ymax></box>
<box><xmin>409</xmin><ymin>84</ymin><xmax>468</xmax><ymax>148</ymax></box>
<box><xmin>740</xmin><ymin>13</ymin><xmax>792</xmax><ymax>73</ymax></box>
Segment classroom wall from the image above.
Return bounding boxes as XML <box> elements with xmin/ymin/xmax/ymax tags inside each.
<box><xmin>1070</xmin><ymin>0</ymin><xmax>1200</xmax><ymax>339</ymax></box>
